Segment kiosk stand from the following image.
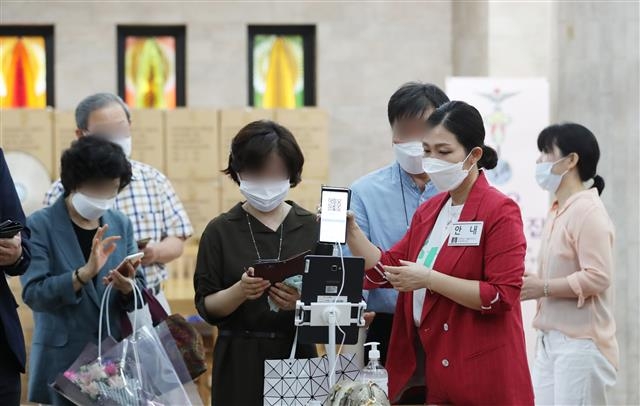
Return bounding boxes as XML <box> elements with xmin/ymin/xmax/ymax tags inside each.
<box><xmin>294</xmin><ymin>300</ymin><xmax>366</xmax><ymax>388</ymax></box>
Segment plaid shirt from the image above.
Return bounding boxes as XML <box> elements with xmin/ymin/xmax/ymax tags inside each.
<box><xmin>44</xmin><ymin>160</ymin><xmax>193</xmax><ymax>289</ymax></box>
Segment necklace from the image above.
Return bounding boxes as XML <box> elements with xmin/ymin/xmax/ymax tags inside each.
<box><xmin>245</xmin><ymin>210</ymin><xmax>285</xmax><ymax>261</ymax></box>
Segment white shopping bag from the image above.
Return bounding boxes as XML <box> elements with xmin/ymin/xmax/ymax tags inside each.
<box><xmin>263</xmin><ymin>331</ymin><xmax>360</xmax><ymax>406</ymax></box>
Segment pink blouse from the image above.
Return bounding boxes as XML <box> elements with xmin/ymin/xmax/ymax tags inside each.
<box><xmin>533</xmin><ymin>188</ymin><xmax>619</xmax><ymax>368</ymax></box>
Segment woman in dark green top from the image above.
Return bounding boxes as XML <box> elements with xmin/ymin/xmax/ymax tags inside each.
<box><xmin>194</xmin><ymin>120</ymin><xmax>322</xmax><ymax>405</ymax></box>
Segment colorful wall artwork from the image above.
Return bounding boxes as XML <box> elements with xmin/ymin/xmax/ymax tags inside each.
<box><xmin>0</xmin><ymin>26</ymin><xmax>54</xmax><ymax>108</ymax></box>
<box><xmin>248</xmin><ymin>26</ymin><xmax>315</xmax><ymax>108</ymax></box>
<box><xmin>117</xmin><ymin>26</ymin><xmax>185</xmax><ymax>108</ymax></box>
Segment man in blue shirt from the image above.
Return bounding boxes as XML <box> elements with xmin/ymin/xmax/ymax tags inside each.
<box><xmin>350</xmin><ymin>82</ymin><xmax>449</xmax><ymax>364</ymax></box>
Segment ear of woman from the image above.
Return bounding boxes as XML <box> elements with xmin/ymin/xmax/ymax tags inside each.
<box><xmin>567</xmin><ymin>152</ymin><xmax>580</xmax><ymax>169</ymax></box>
<box><xmin>466</xmin><ymin>146</ymin><xmax>483</xmax><ymax>170</ymax></box>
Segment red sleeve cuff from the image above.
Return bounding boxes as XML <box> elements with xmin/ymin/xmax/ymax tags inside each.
<box><xmin>479</xmin><ymin>281</ymin><xmax>505</xmax><ymax>314</ymax></box>
<box><xmin>364</xmin><ymin>261</ymin><xmax>392</xmax><ymax>289</ymax></box>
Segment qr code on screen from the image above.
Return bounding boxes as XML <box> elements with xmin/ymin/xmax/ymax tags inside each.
<box><xmin>327</xmin><ymin>198</ymin><xmax>343</xmax><ymax>212</ymax></box>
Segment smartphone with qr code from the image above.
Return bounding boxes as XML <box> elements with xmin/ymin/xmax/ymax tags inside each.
<box><xmin>319</xmin><ymin>186</ymin><xmax>351</xmax><ymax>244</ymax></box>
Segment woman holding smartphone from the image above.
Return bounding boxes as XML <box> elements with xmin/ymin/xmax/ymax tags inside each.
<box><xmin>346</xmin><ymin>101</ymin><xmax>533</xmax><ymax>405</ymax></box>
<box><xmin>194</xmin><ymin>120</ymin><xmax>329</xmax><ymax>406</ymax></box>
<box><xmin>20</xmin><ymin>136</ymin><xmax>145</xmax><ymax>405</ymax></box>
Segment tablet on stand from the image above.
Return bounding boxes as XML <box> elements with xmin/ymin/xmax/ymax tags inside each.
<box><xmin>295</xmin><ymin>255</ymin><xmax>366</xmax><ymax>388</ymax></box>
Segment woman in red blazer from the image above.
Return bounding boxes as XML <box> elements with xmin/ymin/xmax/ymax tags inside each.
<box><xmin>347</xmin><ymin>101</ymin><xmax>533</xmax><ymax>405</ymax></box>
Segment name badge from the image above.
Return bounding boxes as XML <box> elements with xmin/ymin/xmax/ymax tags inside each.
<box><xmin>448</xmin><ymin>221</ymin><xmax>484</xmax><ymax>246</ymax></box>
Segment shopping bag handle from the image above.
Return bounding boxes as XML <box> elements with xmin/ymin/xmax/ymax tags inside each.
<box><xmin>99</xmin><ymin>279</ymin><xmax>141</xmax><ymax>361</ymax></box>
<box><xmin>127</xmin><ymin>279</ymin><xmax>144</xmax><ymax>336</ymax></box>
<box><xmin>119</xmin><ymin>286</ymin><xmax>169</xmax><ymax>338</ymax></box>
<box><xmin>97</xmin><ymin>280</ymin><xmax>147</xmax><ymax>404</ymax></box>
<box><xmin>101</xmin><ymin>278</ymin><xmax>144</xmax><ymax>338</ymax></box>
<box><xmin>98</xmin><ymin>283</ymin><xmax>115</xmax><ymax>344</ymax></box>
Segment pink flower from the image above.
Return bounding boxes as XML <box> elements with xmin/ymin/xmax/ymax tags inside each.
<box><xmin>63</xmin><ymin>370</ymin><xmax>77</xmax><ymax>381</ymax></box>
<box><xmin>104</xmin><ymin>362</ymin><xmax>117</xmax><ymax>376</ymax></box>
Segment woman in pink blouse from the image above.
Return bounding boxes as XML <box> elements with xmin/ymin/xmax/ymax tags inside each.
<box><xmin>521</xmin><ymin>123</ymin><xmax>618</xmax><ymax>405</ymax></box>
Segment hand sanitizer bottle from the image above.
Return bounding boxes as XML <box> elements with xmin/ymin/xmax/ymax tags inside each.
<box><xmin>361</xmin><ymin>342</ymin><xmax>388</xmax><ymax>395</ymax></box>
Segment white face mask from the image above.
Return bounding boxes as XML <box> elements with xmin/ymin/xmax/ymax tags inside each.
<box><xmin>239</xmin><ymin>179</ymin><xmax>290</xmax><ymax>213</ymax></box>
<box><xmin>535</xmin><ymin>158</ymin><xmax>568</xmax><ymax>193</ymax></box>
<box><xmin>422</xmin><ymin>152</ymin><xmax>473</xmax><ymax>192</ymax></box>
<box><xmin>110</xmin><ymin>135</ymin><xmax>132</xmax><ymax>158</ymax></box>
<box><xmin>393</xmin><ymin>141</ymin><xmax>425</xmax><ymax>175</ymax></box>
<box><xmin>71</xmin><ymin>192</ymin><xmax>116</xmax><ymax>221</ymax></box>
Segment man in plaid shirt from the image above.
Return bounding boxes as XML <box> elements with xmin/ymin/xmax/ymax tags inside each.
<box><xmin>44</xmin><ymin>93</ymin><xmax>193</xmax><ymax>312</ymax></box>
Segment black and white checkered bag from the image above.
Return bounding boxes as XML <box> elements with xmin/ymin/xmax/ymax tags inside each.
<box><xmin>263</xmin><ymin>330</ymin><xmax>360</xmax><ymax>406</ymax></box>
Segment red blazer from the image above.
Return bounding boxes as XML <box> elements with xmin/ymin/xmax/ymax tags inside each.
<box><xmin>365</xmin><ymin>173</ymin><xmax>533</xmax><ymax>405</ymax></box>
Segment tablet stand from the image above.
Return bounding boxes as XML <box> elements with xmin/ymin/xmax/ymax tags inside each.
<box><xmin>294</xmin><ymin>300</ymin><xmax>367</xmax><ymax>388</ymax></box>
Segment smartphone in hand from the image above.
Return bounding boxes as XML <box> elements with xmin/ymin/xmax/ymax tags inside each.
<box><xmin>0</xmin><ymin>219</ymin><xmax>24</xmax><ymax>239</ymax></box>
<box><xmin>115</xmin><ymin>252</ymin><xmax>144</xmax><ymax>276</ymax></box>
<box><xmin>137</xmin><ymin>238</ymin><xmax>151</xmax><ymax>249</ymax></box>
<box><xmin>319</xmin><ymin>186</ymin><xmax>351</xmax><ymax>244</ymax></box>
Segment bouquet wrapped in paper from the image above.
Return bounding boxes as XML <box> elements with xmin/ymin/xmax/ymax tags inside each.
<box><xmin>52</xmin><ymin>281</ymin><xmax>203</xmax><ymax>406</ymax></box>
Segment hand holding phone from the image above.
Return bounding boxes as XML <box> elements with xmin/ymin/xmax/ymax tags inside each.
<box><xmin>137</xmin><ymin>238</ymin><xmax>151</xmax><ymax>249</ymax></box>
<box><xmin>0</xmin><ymin>229</ymin><xmax>22</xmax><ymax>266</ymax></box>
<box><xmin>115</xmin><ymin>252</ymin><xmax>144</xmax><ymax>276</ymax></box>
<box><xmin>0</xmin><ymin>220</ymin><xmax>24</xmax><ymax>239</ymax></box>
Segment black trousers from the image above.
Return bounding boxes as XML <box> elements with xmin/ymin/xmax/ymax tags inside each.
<box><xmin>364</xmin><ymin>312</ymin><xmax>394</xmax><ymax>365</ymax></box>
<box><xmin>0</xmin><ymin>358</ymin><xmax>21</xmax><ymax>406</ymax></box>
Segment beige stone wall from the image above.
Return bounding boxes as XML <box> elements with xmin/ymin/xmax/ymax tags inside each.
<box><xmin>452</xmin><ymin>1</ymin><xmax>488</xmax><ymax>77</ymax></box>
<box><xmin>2</xmin><ymin>1</ymin><xmax>452</xmax><ymax>185</ymax></box>
<box><xmin>551</xmin><ymin>3</ymin><xmax>640</xmax><ymax>404</ymax></box>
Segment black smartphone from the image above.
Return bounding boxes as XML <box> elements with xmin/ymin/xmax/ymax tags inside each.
<box><xmin>319</xmin><ymin>186</ymin><xmax>351</xmax><ymax>244</ymax></box>
<box><xmin>0</xmin><ymin>220</ymin><xmax>23</xmax><ymax>239</ymax></box>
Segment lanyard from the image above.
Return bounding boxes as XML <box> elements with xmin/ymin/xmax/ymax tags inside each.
<box><xmin>398</xmin><ymin>166</ymin><xmax>410</xmax><ymax>228</ymax></box>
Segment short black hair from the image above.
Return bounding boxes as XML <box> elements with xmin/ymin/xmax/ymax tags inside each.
<box><xmin>223</xmin><ymin>120</ymin><xmax>305</xmax><ymax>186</ymax></box>
<box><xmin>388</xmin><ymin>82</ymin><xmax>449</xmax><ymax>125</ymax></box>
<box><xmin>537</xmin><ymin>123</ymin><xmax>604</xmax><ymax>195</ymax></box>
<box><xmin>426</xmin><ymin>101</ymin><xmax>498</xmax><ymax>170</ymax></box>
<box><xmin>60</xmin><ymin>135</ymin><xmax>132</xmax><ymax>197</ymax></box>
<box><xmin>75</xmin><ymin>93</ymin><xmax>131</xmax><ymax>130</ymax></box>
